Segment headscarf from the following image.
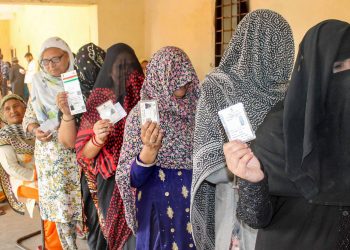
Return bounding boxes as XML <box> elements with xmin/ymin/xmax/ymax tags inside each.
<box><xmin>115</xmin><ymin>46</ymin><xmax>200</xmax><ymax>233</ymax></box>
<box><xmin>0</xmin><ymin>93</ymin><xmax>26</xmax><ymax>111</ymax></box>
<box><xmin>74</xmin><ymin>43</ymin><xmax>106</xmax><ymax>103</ymax></box>
<box><xmin>69</xmin><ymin>43</ymin><xmax>106</xmax><ymax>126</ymax></box>
<box><xmin>0</xmin><ymin>94</ymin><xmax>32</xmax><ymax>151</ymax></box>
<box><xmin>190</xmin><ymin>9</ymin><xmax>295</xmax><ymax>248</ymax></box>
<box><xmin>31</xmin><ymin>37</ymin><xmax>74</xmax><ymax>124</ymax></box>
<box><xmin>75</xmin><ymin>43</ymin><xmax>144</xmax><ymax>248</ymax></box>
<box><xmin>283</xmin><ymin>20</ymin><xmax>350</xmax><ymax>204</ymax></box>
<box><xmin>0</xmin><ymin>94</ymin><xmax>34</xmax><ymax>214</ymax></box>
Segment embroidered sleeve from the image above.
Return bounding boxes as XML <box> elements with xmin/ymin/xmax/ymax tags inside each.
<box><xmin>130</xmin><ymin>156</ymin><xmax>156</xmax><ymax>188</ymax></box>
<box><xmin>236</xmin><ymin>177</ymin><xmax>273</xmax><ymax>229</ymax></box>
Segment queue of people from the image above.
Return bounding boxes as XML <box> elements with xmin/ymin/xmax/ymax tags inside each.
<box><xmin>0</xmin><ymin>8</ymin><xmax>349</xmax><ymax>250</ymax></box>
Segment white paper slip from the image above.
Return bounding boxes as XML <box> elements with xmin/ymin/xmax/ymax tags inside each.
<box><xmin>61</xmin><ymin>70</ymin><xmax>86</xmax><ymax>115</ymax></box>
<box><xmin>96</xmin><ymin>100</ymin><xmax>127</xmax><ymax>124</ymax></box>
<box><xmin>139</xmin><ymin>100</ymin><xmax>160</xmax><ymax>125</ymax></box>
<box><xmin>39</xmin><ymin>118</ymin><xmax>59</xmax><ymax>133</ymax></box>
<box><xmin>218</xmin><ymin>102</ymin><xmax>256</xmax><ymax>142</ymax></box>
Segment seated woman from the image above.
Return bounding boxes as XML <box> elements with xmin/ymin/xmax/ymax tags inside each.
<box><xmin>0</xmin><ymin>94</ymin><xmax>62</xmax><ymax>249</ymax></box>
<box><xmin>0</xmin><ymin>116</ymin><xmax>7</xmax><ymax>215</ymax></box>
<box><xmin>0</xmin><ymin>94</ymin><xmax>36</xmax><ymax>215</ymax></box>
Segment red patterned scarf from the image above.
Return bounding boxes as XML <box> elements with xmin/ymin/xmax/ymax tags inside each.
<box><xmin>76</xmin><ymin>43</ymin><xmax>144</xmax><ymax>249</ymax></box>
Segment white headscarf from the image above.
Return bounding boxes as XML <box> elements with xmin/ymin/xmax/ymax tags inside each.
<box><xmin>31</xmin><ymin>37</ymin><xmax>74</xmax><ymax>124</ymax></box>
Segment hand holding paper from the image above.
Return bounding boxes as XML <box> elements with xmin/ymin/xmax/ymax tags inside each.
<box><xmin>61</xmin><ymin>70</ymin><xmax>87</xmax><ymax>115</ymax></box>
<box><xmin>223</xmin><ymin>140</ymin><xmax>264</xmax><ymax>183</ymax></box>
<box><xmin>56</xmin><ymin>92</ymin><xmax>71</xmax><ymax>116</ymax></box>
<box><xmin>35</xmin><ymin>128</ymin><xmax>53</xmax><ymax>142</ymax></box>
<box><xmin>139</xmin><ymin>121</ymin><xmax>164</xmax><ymax>164</ymax></box>
<box><xmin>93</xmin><ymin>119</ymin><xmax>113</xmax><ymax>144</ymax></box>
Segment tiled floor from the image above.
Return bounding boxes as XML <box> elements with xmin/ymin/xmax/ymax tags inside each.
<box><xmin>0</xmin><ymin>202</ymin><xmax>89</xmax><ymax>250</ymax></box>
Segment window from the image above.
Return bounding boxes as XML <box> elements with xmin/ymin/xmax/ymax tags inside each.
<box><xmin>215</xmin><ymin>0</ymin><xmax>249</xmax><ymax>66</ymax></box>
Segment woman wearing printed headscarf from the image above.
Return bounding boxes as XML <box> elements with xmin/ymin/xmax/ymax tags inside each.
<box><xmin>116</xmin><ymin>46</ymin><xmax>200</xmax><ymax>249</ymax></box>
<box><xmin>57</xmin><ymin>43</ymin><xmax>106</xmax><ymax>148</ymax></box>
<box><xmin>0</xmin><ymin>94</ymin><xmax>36</xmax><ymax>216</ymax></box>
<box><xmin>225</xmin><ymin>20</ymin><xmax>350</xmax><ymax>250</ymax></box>
<box><xmin>190</xmin><ymin>9</ymin><xmax>294</xmax><ymax>249</ymax></box>
<box><xmin>75</xmin><ymin>43</ymin><xmax>144</xmax><ymax>249</ymax></box>
<box><xmin>22</xmin><ymin>37</ymin><xmax>82</xmax><ymax>250</ymax></box>
<box><xmin>56</xmin><ymin>43</ymin><xmax>106</xmax><ymax>247</ymax></box>
<box><xmin>0</xmin><ymin>94</ymin><xmax>63</xmax><ymax>249</ymax></box>
<box><xmin>0</xmin><ymin>115</ymin><xmax>6</xmax><ymax>216</ymax></box>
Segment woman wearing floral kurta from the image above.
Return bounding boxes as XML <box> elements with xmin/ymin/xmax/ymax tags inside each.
<box><xmin>23</xmin><ymin>37</ymin><xmax>82</xmax><ymax>250</ymax></box>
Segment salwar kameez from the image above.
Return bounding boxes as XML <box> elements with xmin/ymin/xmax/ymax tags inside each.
<box><xmin>130</xmin><ymin>161</ymin><xmax>195</xmax><ymax>250</ymax></box>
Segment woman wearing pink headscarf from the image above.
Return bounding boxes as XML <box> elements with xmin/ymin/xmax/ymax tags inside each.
<box><xmin>115</xmin><ymin>47</ymin><xmax>200</xmax><ymax>249</ymax></box>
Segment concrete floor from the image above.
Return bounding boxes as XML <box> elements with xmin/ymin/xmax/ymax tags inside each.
<box><xmin>0</xmin><ymin>202</ymin><xmax>89</xmax><ymax>250</ymax></box>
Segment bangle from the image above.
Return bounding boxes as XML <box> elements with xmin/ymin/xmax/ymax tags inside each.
<box><xmin>91</xmin><ymin>134</ymin><xmax>105</xmax><ymax>147</ymax></box>
<box><xmin>62</xmin><ymin>115</ymin><xmax>75</xmax><ymax>122</ymax></box>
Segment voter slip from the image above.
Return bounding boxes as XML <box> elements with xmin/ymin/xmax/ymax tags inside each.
<box><xmin>218</xmin><ymin>102</ymin><xmax>255</xmax><ymax>142</ymax></box>
<box><xmin>139</xmin><ymin>100</ymin><xmax>160</xmax><ymax>125</ymax></box>
<box><xmin>61</xmin><ymin>70</ymin><xmax>86</xmax><ymax>115</ymax></box>
<box><xmin>39</xmin><ymin>118</ymin><xmax>60</xmax><ymax>133</ymax></box>
<box><xmin>96</xmin><ymin>100</ymin><xmax>127</xmax><ymax>124</ymax></box>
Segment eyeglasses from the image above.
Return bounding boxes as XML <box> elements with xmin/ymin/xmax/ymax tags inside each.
<box><xmin>41</xmin><ymin>53</ymin><xmax>65</xmax><ymax>67</ymax></box>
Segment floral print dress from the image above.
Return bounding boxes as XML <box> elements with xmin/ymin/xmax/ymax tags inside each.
<box><xmin>23</xmin><ymin>101</ymin><xmax>82</xmax><ymax>223</ymax></box>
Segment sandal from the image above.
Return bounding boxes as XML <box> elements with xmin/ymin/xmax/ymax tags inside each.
<box><xmin>76</xmin><ymin>225</ymin><xmax>87</xmax><ymax>240</ymax></box>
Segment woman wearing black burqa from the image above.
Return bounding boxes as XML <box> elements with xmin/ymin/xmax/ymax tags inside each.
<box><xmin>223</xmin><ymin>19</ymin><xmax>350</xmax><ymax>249</ymax></box>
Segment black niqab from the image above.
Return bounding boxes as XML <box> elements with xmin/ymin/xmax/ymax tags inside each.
<box><xmin>283</xmin><ymin>20</ymin><xmax>350</xmax><ymax>204</ymax></box>
<box><xmin>93</xmin><ymin>43</ymin><xmax>143</xmax><ymax>105</ymax></box>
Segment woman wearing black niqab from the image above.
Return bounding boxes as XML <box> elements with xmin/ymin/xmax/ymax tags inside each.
<box><xmin>223</xmin><ymin>19</ymin><xmax>350</xmax><ymax>249</ymax></box>
<box><xmin>76</xmin><ymin>43</ymin><xmax>144</xmax><ymax>249</ymax></box>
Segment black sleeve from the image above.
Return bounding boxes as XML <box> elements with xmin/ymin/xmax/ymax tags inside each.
<box><xmin>236</xmin><ymin>177</ymin><xmax>273</xmax><ymax>229</ymax></box>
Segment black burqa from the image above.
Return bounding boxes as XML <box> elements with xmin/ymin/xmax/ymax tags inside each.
<box><xmin>283</xmin><ymin>20</ymin><xmax>350</xmax><ymax>205</ymax></box>
<box><xmin>248</xmin><ymin>19</ymin><xmax>350</xmax><ymax>250</ymax></box>
<box><xmin>75</xmin><ymin>43</ymin><xmax>108</xmax><ymax>250</ymax></box>
<box><xmin>76</xmin><ymin>43</ymin><xmax>144</xmax><ymax>250</ymax></box>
